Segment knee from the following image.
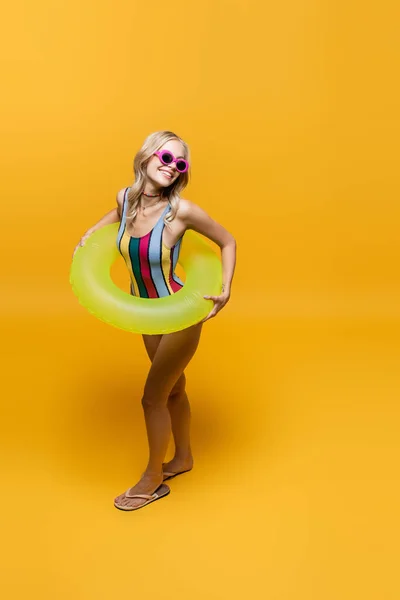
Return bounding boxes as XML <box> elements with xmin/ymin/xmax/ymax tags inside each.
<box><xmin>141</xmin><ymin>381</ymin><xmax>167</xmax><ymax>408</ymax></box>
<box><xmin>141</xmin><ymin>373</ymin><xmax>186</xmax><ymax>408</ymax></box>
<box><xmin>141</xmin><ymin>391</ymin><xmax>165</xmax><ymax>409</ymax></box>
<box><xmin>168</xmin><ymin>373</ymin><xmax>187</xmax><ymax>400</ymax></box>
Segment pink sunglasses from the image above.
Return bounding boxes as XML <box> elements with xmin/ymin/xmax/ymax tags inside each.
<box><xmin>154</xmin><ymin>150</ymin><xmax>189</xmax><ymax>173</ymax></box>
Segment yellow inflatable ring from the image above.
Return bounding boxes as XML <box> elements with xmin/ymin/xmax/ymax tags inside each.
<box><xmin>70</xmin><ymin>223</ymin><xmax>222</xmax><ymax>335</ymax></box>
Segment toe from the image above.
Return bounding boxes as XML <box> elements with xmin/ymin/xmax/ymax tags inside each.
<box><xmin>120</xmin><ymin>496</ymin><xmax>143</xmax><ymax>509</ymax></box>
<box><xmin>114</xmin><ymin>491</ymin><xmax>126</xmax><ymax>504</ymax></box>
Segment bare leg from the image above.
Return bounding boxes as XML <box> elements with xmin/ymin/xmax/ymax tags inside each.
<box><xmin>142</xmin><ymin>335</ymin><xmax>194</xmax><ymax>470</ymax></box>
<box><xmin>114</xmin><ymin>322</ymin><xmax>202</xmax><ymax>509</ymax></box>
<box><xmin>165</xmin><ymin>376</ymin><xmax>194</xmax><ymax>472</ymax></box>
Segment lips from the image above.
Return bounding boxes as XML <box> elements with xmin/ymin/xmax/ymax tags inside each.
<box><xmin>159</xmin><ymin>169</ymin><xmax>173</xmax><ymax>179</ymax></box>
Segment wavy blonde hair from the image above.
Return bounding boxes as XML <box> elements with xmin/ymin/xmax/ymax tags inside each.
<box><xmin>125</xmin><ymin>130</ymin><xmax>191</xmax><ymax>230</ymax></box>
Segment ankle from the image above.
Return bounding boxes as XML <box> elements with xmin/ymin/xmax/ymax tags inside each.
<box><xmin>171</xmin><ymin>452</ymin><xmax>193</xmax><ymax>463</ymax></box>
<box><xmin>142</xmin><ymin>468</ymin><xmax>163</xmax><ymax>479</ymax></box>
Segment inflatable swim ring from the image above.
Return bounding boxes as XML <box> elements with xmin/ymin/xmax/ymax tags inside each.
<box><xmin>70</xmin><ymin>223</ymin><xmax>222</xmax><ymax>335</ymax></box>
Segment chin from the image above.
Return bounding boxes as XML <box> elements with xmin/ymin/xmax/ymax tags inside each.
<box><xmin>159</xmin><ymin>180</ymin><xmax>174</xmax><ymax>190</ymax></box>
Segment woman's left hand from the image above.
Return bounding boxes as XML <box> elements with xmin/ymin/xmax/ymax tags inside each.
<box><xmin>201</xmin><ymin>291</ymin><xmax>231</xmax><ymax>323</ymax></box>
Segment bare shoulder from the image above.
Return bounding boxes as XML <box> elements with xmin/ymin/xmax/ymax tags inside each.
<box><xmin>177</xmin><ymin>197</ymin><xmax>214</xmax><ymax>224</ymax></box>
<box><xmin>177</xmin><ymin>197</ymin><xmax>235</xmax><ymax>248</ymax></box>
<box><xmin>116</xmin><ymin>187</ymin><xmax>128</xmax><ymax>219</ymax></box>
<box><xmin>176</xmin><ymin>197</ymin><xmax>193</xmax><ymax>218</ymax></box>
<box><xmin>116</xmin><ymin>188</ymin><xmax>127</xmax><ymax>205</ymax></box>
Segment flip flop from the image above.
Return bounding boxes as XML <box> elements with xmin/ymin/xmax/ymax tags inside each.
<box><xmin>162</xmin><ymin>463</ymin><xmax>193</xmax><ymax>481</ymax></box>
<box><xmin>114</xmin><ymin>483</ymin><xmax>170</xmax><ymax>512</ymax></box>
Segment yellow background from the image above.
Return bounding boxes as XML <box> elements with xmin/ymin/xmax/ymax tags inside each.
<box><xmin>1</xmin><ymin>0</ymin><xmax>399</xmax><ymax>598</ymax></box>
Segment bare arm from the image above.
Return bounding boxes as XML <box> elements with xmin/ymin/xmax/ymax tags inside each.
<box><xmin>181</xmin><ymin>199</ymin><xmax>236</xmax><ymax>295</ymax></box>
<box><xmin>84</xmin><ymin>189</ymin><xmax>124</xmax><ymax>234</ymax></box>
<box><xmin>72</xmin><ymin>189</ymin><xmax>124</xmax><ymax>257</ymax></box>
<box><xmin>84</xmin><ymin>207</ymin><xmax>120</xmax><ymax>235</ymax></box>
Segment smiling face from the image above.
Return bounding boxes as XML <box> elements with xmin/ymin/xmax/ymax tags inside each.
<box><xmin>146</xmin><ymin>139</ymin><xmax>186</xmax><ymax>189</ymax></box>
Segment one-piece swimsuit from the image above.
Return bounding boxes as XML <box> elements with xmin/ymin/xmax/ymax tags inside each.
<box><xmin>116</xmin><ymin>187</ymin><xmax>184</xmax><ymax>298</ymax></box>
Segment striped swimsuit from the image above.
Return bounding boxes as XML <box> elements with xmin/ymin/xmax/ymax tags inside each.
<box><xmin>116</xmin><ymin>187</ymin><xmax>185</xmax><ymax>298</ymax></box>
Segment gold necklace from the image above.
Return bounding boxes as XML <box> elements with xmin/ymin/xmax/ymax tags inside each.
<box><xmin>141</xmin><ymin>199</ymin><xmax>160</xmax><ymax>213</ymax></box>
<box><xmin>140</xmin><ymin>193</ymin><xmax>161</xmax><ymax>214</ymax></box>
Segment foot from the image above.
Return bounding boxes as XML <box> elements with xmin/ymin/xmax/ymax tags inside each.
<box><xmin>114</xmin><ymin>472</ymin><xmax>164</xmax><ymax>510</ymax></box>
<box><xmin>162</xmin><ymin>456</ymin><xmax>194</xmax><ymax>479</ymax></box>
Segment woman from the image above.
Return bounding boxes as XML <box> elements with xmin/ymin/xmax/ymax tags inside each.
<box><xmin>73</xmin><ymin>130</ymin><xmax>237</xmax><ymax>511</ymax></box>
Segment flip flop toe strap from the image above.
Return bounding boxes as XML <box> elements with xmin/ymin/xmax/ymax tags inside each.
<box><xmin>124</xmin><ymin>491</ymin><xmax>156</xmax><ymax>499</ymax></box>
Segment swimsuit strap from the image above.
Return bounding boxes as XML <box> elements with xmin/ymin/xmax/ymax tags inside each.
<box><xmin>120</xmin><ymin>187</ymin><xmax>130</xmax><ymax>228</ymax></box>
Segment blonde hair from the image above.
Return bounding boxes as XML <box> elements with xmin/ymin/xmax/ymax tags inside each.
<box><xmin>125</xmin><ymin>130</ymin><xmax>191</xmax><ymax>230</ymax></box>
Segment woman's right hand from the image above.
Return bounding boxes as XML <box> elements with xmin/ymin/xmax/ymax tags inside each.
<box><xmin>73</xmin><ymin>231</ymin><xmax>92</xmax><ymax>258</ymax></box>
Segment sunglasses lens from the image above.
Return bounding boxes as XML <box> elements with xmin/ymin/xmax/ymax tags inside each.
<box><xmin>176</xmin><ymin>160</ymin><xmax>187</xmax><ymax>172</ymax></box>
<box><xmin>161</xmin><ymin>151</ymin><xmax>173</xmax><ymax>164</ymax></box>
